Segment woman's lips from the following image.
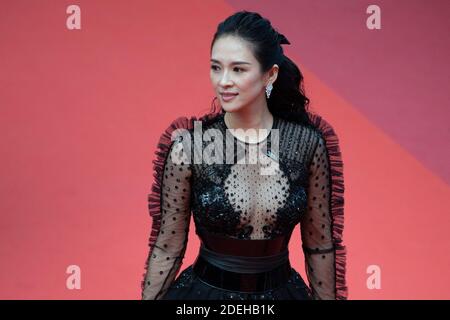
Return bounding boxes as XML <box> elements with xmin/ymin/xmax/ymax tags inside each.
<box><xmin>221</xmin><ymin>93</ymin><xmax>238</xmax><ymax>102</ymax></box>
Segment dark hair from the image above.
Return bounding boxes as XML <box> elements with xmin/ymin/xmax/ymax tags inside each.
<box><xmin>209</xmin><ymin>10</ymin><xmax>314</xmax><ymax>129</ymax></box>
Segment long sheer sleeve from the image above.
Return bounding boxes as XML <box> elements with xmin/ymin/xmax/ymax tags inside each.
<box><xmin>141</xmin><ymin>137</ymin><xmax>192</xmax><ymax>300</ymax></box>
<box><xmin>300</xmin><ymin>136</ymin><xmax>336</xmax><ymax>300</ymax></box>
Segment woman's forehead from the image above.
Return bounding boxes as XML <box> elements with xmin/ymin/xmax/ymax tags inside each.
<box><xmin>211</xmin><ymin>36</ymin><xmax>256</xmax><ymax>65</ymax></box>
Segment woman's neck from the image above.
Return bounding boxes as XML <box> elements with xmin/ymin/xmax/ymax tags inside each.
<box><xmin>223</xmin><ymin>105</ymin><xmax>274</xmax><ymax>144</ymax></box>
<box><xmin>224</xmin><ymin>107</ymin><xmax>273</xmax><ymax>131</ymax></box>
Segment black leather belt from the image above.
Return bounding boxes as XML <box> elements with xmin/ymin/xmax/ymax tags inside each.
<box><xmin>192</xmin><ymin>230</ymin><xmax>293</xmax><ymax>292</ymax></box>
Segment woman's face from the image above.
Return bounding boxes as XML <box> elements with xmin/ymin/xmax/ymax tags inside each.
<box><xmin>210</xmin><ymin>35</ymin><xmax>271</xmax><ymax>113</ymax></box>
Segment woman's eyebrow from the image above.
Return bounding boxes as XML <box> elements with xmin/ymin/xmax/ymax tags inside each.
<box><xmin>210</xmin><ymin>59</ymin><xmax>251</xmax><ymax>65</ymax></box>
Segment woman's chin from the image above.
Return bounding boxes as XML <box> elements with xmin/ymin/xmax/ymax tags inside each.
<box><xmin>221</xmin><ymin>103</ymin><xmax>244</xmax><ymax>113</ymax></box>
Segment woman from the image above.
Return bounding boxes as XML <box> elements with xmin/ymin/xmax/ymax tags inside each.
<box><xmin>141</xmin><ymin>10</ymin><xmax>347</xmax><ymax>300</ymax></box>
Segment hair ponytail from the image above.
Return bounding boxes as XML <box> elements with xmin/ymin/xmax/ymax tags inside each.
<box><xmin>268</xmin><ymin>53</ymin><xmax>313</xmax><ymax>129</ymax></box>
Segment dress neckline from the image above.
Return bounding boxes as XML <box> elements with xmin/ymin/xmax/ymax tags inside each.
<box><xmin>220</xmin><ymin>112</ymin><xmax>278</xmax><ymax>145</ymax></box>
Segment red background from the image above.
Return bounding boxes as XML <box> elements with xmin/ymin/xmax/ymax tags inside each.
<box><xmin>0</xmin><ymin>0</ymin><xmax>449</xmax><ymax>299</ymax></box>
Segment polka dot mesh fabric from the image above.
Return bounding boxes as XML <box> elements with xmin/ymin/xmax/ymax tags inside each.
<box><xmin>141</xmin><ymin>111</ymin><xmax>347</xmax><ymax>300</ymax></box>
<box><xmin>300</xmin><ymin>139</ymin><xmax>336</xmax><ymax>300</ymax></box>
<box><xmin>141</xmin><ymin>139</ymin><xmax>193</xmax><ymax>300</ymax></box>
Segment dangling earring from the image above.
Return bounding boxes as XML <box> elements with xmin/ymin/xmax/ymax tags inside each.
<box><xmin>265</xmin><ymin>83</ymin><xmax>273</xmax><ymax>99</ymax></box>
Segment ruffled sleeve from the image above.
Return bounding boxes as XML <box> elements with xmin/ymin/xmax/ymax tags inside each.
<box><xmin>140</xmin><ymin>110</ymin><xmax>223</xmax><ymax>300</ymax></box>
<box><xmin>139</xmin><ymin>114</ymin><xmax>198</xmax><ymax>300</ymax></box>
<box><xmin>141</xmin><ymin>136</ymin><xmax>192</xmax><ymax>300</ymax></box>
<box><xmin>300</xmin><ymin>112</ymin><xmax>348</xmax><ymax>300</ymax></box>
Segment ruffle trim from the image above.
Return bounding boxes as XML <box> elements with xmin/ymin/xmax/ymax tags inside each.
<box><xmin>307</xmin><ymin>111</ymin><xmax>348</xmax><ymax>300</ymax></box>
<box><xmin>141</xmin><ymin>109</ymin><xmax>224</xmax><ymax>297</ymax></box>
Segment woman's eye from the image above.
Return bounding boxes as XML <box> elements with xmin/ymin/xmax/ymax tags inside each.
<box><xmin>210</xmin><ymin>65</ymin><xmax>244</xmax><ymax>73</ymax></box>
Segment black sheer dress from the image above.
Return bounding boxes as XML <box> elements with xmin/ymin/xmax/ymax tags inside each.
<box><xmin>141</xmin><ymin>109</ymin><xmax>347</xmax><ymax>300</ymax></box>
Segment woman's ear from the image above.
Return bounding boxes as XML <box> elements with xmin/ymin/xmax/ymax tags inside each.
<box><xmin>265</xmin><ymin>64</ymin><xmax>279</xmax><ymax>86</ymax></box>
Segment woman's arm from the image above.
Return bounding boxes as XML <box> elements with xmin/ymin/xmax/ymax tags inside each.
<box><xmin>141</xmin><ymin>137</ymin><xmax>192</xmax><ymax>300</ymax></box>
<box><xmin>300</xmin><ymin>135</ymin><xmax>336</xmax><ymax>300</ymax></box>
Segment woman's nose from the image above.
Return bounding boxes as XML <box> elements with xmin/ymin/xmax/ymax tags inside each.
<box><xmin>219</xmin><ymin>71</ymin><xmax>233</xmax><ymax>86</ymax></box>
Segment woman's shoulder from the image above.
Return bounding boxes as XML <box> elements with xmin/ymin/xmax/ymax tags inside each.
<box><xmin>278</xmin><ymin>112</ymin><xmax>341</xmax><ymax>143</ymax></box>
<box><xmin>275</xmin><ymin>111</ymin><xmax>341</xmax><ymax>166</ymax></box>
<box><xmin>276</xmin><ymin>115</ymin><xmax>322</xmax><ymax>146</ymax></box>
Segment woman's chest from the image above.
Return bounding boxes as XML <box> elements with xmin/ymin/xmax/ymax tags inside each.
<box><xmin>190</xmin><ymin>158</ymin><xmax>310</xmax><ymax>239</ymax></box>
